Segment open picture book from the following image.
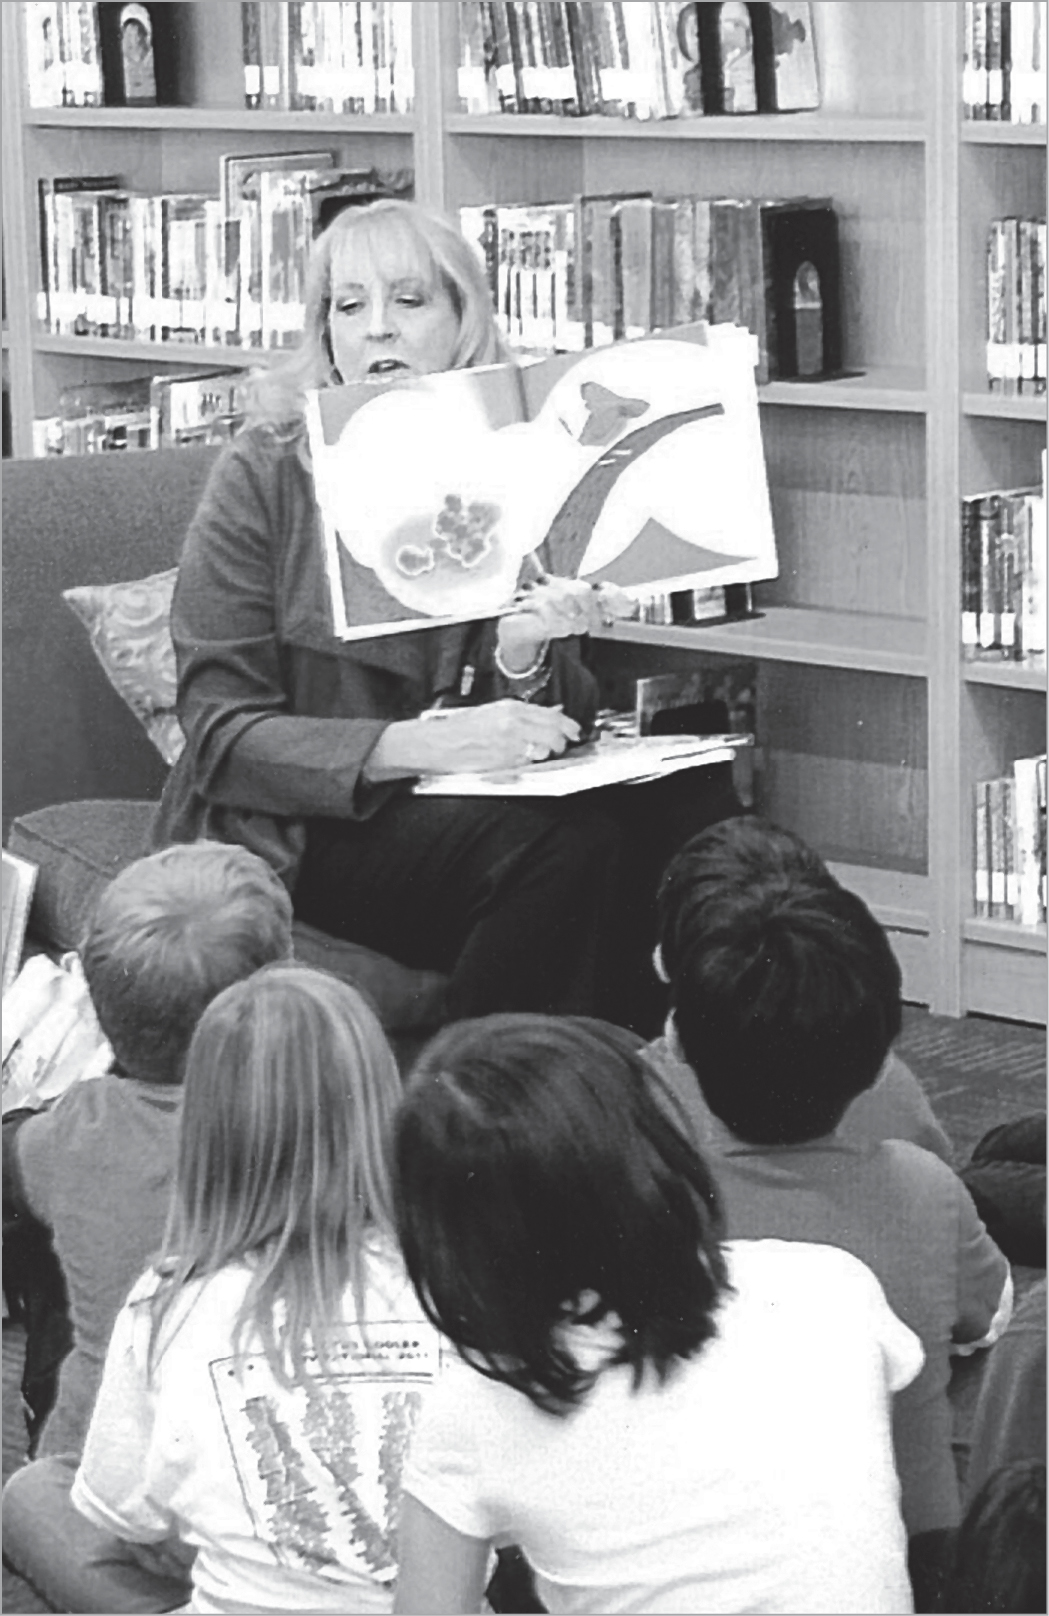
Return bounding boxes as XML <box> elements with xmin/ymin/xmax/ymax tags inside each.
<box><xmin>306</xmin><ymin>322</ymin><xmax>777</xmax><ymax>640</ymax></box>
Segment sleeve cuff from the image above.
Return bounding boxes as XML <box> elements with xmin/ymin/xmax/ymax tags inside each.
<box><xmin>70</xmin><ymin>1473</ymin><xmax>172</xmax><ymax>1545</ymax></box>
<box><xmin>400</xmin><ymin>1466</ymin><xmax>495</xmax><ymax>1545</ymax></box>
<box><xmin>952</xmin><ymin>1270</ymin><xmax>1015</xmax><ymax>1357</ymax></box>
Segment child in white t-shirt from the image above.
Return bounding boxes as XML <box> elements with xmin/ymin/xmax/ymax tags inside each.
<box><xmin>392</xmin><ymin>1014</ymin><xmax>923</xmax><ymax>1615</ymax></box>
<box><xmin>69</xmin><ymin>965</ymin><xmax>441</xmax><ymax>1615</ymax></box>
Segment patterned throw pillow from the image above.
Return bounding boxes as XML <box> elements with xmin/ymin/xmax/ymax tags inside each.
<box><xmin>62</xmin><ymin>569</ymin><xmax>185</xmax><ymax>767</ymax></box>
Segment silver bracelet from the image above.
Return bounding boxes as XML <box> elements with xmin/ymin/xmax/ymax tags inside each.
<box><xmin>494</xmin><ymin>637</ymin><xmax>550</xmax><ymax>683</ymax></box>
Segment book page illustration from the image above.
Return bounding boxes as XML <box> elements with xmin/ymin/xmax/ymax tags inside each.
<box><xmin>307</xmin><ymin>326</ymin><xmax>776</xmax><ymax>640</ymax></box>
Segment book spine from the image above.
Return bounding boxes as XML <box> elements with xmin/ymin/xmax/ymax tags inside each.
<box><xmin>1017</xmin><ymin>216</ymin><xmax>1036</xmax><ymax>391</ymax></box>
<box><xmin>1002</xmin><ymin>215</ymin><xmax>1022</xmax><ymax>396</ymax></box>
<box><xmin>978</xmin><ymin>492</ymin><xmax>1003</xmax><ymax>650</ymax></box>
<box><xmin>650</xmin><ymin>197</ymin><xmax>675</xmax><ymax>332</ymax></box>
<box><xmin>613</xmin><ymin>196</ymin><xmax>653</xmax><ymax>341</ymax></box>
<box><xmin>985</xmin><ymin>0</ymin><xmax>1004</xmax><ymax>116</ymax></box>
<box><xmin>1039</xmin><ymin>755</ymin><xmax>1048</xmax><ymax>922</ymax></box>
<box><xmin>671</xmin><ymin>197</ymin><xmax>697</xmax><ymax>326</ymax></box>
<box><xmin>258</xmin><ymin>0</ymin><xmax>287</xmax><ymax>109</ymax></box>
<box><xmin>972</xmin><ymin>0</ymin><xmax>989</xmax><ymax>118</ymax></box>
<box><xmin>1008</xmin><ymin>0</ymin><xmax>1033</xmax><ymax>120</ymax></box>
<box><xmin>963</xmin><ymin>1</ymin><xmax>977</xmax><ymax>116</ymax></box>
<box><xmin>588</xmin><ymin>196</ymin><xmax>616</xmax><ymax>347</ymax></box>
<box><xmin>97</xmin><ymin>191</ymin><xmax>128</xmax><ymax>335</ymax></box>
<box><xmin>735</xmin><ymin>199</ymin><xmax>765</xmax><ymax>381</ymax></box>
<box><xmin>1036</xmin><ymin>221</ymin><xmax>1047</xmax><ymax>393</ymax></box>
<box><xmin>961</xmin><ymin>495</ymin><xmax>982</xmax><ymax>655</ymax></box>
<box><xmin>1001</xmin><ymin>0</ymin><xmax>1012</xmax><ymax>119</ymax></box>
<box><xmin>241</xmin><ymin>1</ymin><xmax>262</xmax><ymax>108</ymax></box>
<box><xmin>37</xmin><ymin>179</ymin><xmax>57</xmax><ymax>329</ymax></box>
<box><xmin>488</xmin><ymin>1</ymin><xmax>520</xmax><ymax>111</ymax></box>
<box><xmin>1002</xmin><ymin>774</ymin><xmax>1018</xmax><ymax>915</ymax></box>
<box><xmin>1013</xmin><ymin>754</ymin><xmax>1043</xmax><ymax>925</ymax></box>
<box><xmin>987</xmin><ymin>775</ymin><xmax>1008</xmax><ymax>915</ymax></box>
<box><xmin>692</xmin><ymin>198</ymin><xmax>713</xmax><ymax>324</ymax></box>
<box><xmin>986</xmin><ymin>218</ymin><xmax>1008</xmax><ymax>390</ymax></box>
<box><xmin>504</xmin><ymin>3</ymin><xmax>534</xmax><ymax>112</ymax></box>
<box><xmin>563</xmin><ymin>1</ymin><xmax>597</xmax><ymax>114</ymax></box>
<box><xmin>287</xmin><ymin>1</ymin><xmax>306</xmax><ymax>110</ymax></box>
<box><xmin>25</xmin><ymin>3</ymin><xmax>65</xmax><ymax>108</ymax></box>
<box><xmin>1021</xmin><ymin>488</ymin><xmax>1047</xmax><ymax>655</ymax></box>
<box><xmin>459</xmin><ymin>0</ymin><xmax>490</xmax><ymax>113</ymax></box>
<box><xmin>711</xmin><ymin>197</ymin><xmax>742</xmax><ymax>327</ymax></box>
<box><xmin>997</xmin><ymin>492</ymin><xmax>1021</xmax><ymax>656</ymax></box>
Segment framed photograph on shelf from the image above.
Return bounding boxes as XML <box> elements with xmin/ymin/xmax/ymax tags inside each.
<box><xmin>2</xmin><ymin>850</ymin><xmax>38</xmax><ymax>995</ymax></box>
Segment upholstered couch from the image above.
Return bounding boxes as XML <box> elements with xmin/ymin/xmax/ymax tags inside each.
<box><xmin>2</xmin><ymin>447</ymin><xmax>448</xmax><ymax>1053</ymax></box>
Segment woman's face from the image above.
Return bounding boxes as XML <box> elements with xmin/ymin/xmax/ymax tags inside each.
<box><xmin>327</xmin><ymin>228</ymin><xmax>461</xmax><ymax>382</ymax></box>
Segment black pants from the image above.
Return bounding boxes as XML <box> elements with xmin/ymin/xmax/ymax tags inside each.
<box><xmin>295</xmin><ymin>761</ymin><xmax>741</xmax><ymax>1035</ymax></box>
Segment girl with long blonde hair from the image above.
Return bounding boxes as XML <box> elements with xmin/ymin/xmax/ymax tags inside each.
<box><xmin>71</xmin><ymin>965</ymin><xmax>440</xmax><ymax>1615</ymax></box>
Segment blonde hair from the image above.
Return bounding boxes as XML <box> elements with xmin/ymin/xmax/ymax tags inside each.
<box><xmin>80</xmin><ymin>841</ymin><xmax>293</xmax><ymax>1085</ymax></box>
<box><xmin>245</xmin><ymin>198</ymin><xmax>503</xmax><ymax>431</ymax></box>
<box><xmin>148</xmin><ymin>964</ymin><xmax>402</xmax><ymax>1384</ymax></box>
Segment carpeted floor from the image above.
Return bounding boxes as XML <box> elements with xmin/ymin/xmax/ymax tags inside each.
<box><xmin>3</xmin><ymin>1005</ymin><xmax>1045</xmax><ymax>1614</ymax></box>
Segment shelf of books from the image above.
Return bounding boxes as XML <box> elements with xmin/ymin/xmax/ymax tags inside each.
<box><xmin>2</xmin><ymin>0</ymin><xmax>1046</xmax><ymax>1021</ymax></box>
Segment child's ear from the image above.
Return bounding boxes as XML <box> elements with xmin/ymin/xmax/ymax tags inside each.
<box><xmin>652</xmin><ymin>943</ymin><xmax>669</xmax><ymax>984</ymax></box>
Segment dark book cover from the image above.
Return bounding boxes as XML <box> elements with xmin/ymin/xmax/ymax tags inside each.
<box><xmin>504</xmin><ymin>2</ymin><xmax>536</xmax><ymax>111</ymax></box>
<box><xmin>308</xmin><ymin>168</ymin><xmax>414</xmax><ymax>237</ymax></box>
<box><xmin>978</xmin><ymin>492</ymin><xmax>1004</xmax><ymax>651</ymax></box>
<box><xmin>564</xmin><ymin>0</ymin><xmax>601</xmax><ymax>114</ymax></box>
<box><xmin>696</xmin><ymin>2</ymin><xmax>759</xmax><ymax>114</ymax></box>
<box><xmin>241</xmin><ymin>0</ymin><xmax>262</xmax><ymax>108</ymax></box>
<box><xmin>487</xmin><ymin>1</ymin><xmax>521</xmax><ymax>113</ymax></box>
<box><xmin>766</xmin><ymin>1</ymin><xmax>820</xmax><ymax>110</ymax></box>
<box><xmin>99</xmin><ymin>2</ymin><xmax>183</xmax><ymax>105</ymax></box>
<box><xmin>760</xmin><ymin>200</ymin><xmax>843</xmax><ymax>378</ymax></box>
<box><xmin>961</xmin><ymin>495</ymin><xmax>982</xmax><ymax>657</ymax></box>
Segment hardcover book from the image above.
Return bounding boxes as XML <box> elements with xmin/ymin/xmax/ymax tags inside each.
<box><xmin>766</xmin><ymin>1</ymin><xmax>819</xmax><ymax>110</ymax></box>
<box><xmin>306</xmin><ymin>322</ymin><xmax>777</xmax><ymax>640</ymax></box>
<box><xmin>2</xmin><ymin>851</ymin><xmax>37</xmax><ymax>996</ymax></box>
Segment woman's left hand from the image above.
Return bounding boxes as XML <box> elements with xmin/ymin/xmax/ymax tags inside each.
<box><xmin>497</xmin><ymin>578</ymin><xmax>636</xmax><ymax>672</ymax></box>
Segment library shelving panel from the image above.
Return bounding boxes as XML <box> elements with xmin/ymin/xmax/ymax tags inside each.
<box><xmin>1</xmin><ymin>2</ymin><xmax>1046</xmax><ymax>1022</ymax></box>
<box><xmin>955</xmin><ymin>33</ymin><xmax>1048</xmax><ymax>1024</ymax></box>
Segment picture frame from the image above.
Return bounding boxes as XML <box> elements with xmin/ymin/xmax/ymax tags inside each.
<box><xmin>2</xmin><ymin>850</ymin><xmax>38</xmax><ymax>995</ymax></box>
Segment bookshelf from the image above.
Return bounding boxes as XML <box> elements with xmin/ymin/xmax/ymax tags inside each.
<box><xmin>2</xmin><ymin>2</ymin><xmax>1046</xmax><ymax>1023</ymax></box>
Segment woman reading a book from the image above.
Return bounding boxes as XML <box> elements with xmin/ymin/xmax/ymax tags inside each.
<box><xmin>153</xmin><ymin>199</ymin><xmax>740</xmax><ymax>1030</ymax></box>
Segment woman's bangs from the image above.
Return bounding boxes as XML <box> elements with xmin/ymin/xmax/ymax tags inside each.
<box><xmin>340</xmin><ymin>211</ymin><xmax>441</xmax><ymax>295</ymax></box>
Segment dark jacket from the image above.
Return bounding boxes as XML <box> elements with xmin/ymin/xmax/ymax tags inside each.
<box><xmin>153</xmin><ymin>424</ymin><xmax>598</xmax><ymax>887</ymax></box>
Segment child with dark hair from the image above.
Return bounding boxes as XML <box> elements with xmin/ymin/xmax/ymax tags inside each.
<box><xmin>393</xmin><ymin>1013</ymin><xmax>923</xmax><ymax>1614</ymax></box>
<box><xmin>654</xmin><ymin>817</ymin><xmax>1012</xmax><ymax>1609</ymax></box>
<box><xmin>647</xmin><ymin>812</ymin><xmax>952</xmax><ymax>1158</ymax></box>
<box><xmin>939</xmin><ymin>1459</ymin><xmax>1046</xmax><ymax>1614</ymax></box>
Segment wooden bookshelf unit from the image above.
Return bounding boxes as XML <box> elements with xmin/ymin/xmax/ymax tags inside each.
<box><xmin>2</xmin><ymin>2</ymin><xmax>1046</xmax><ymax>1023</ymax></box>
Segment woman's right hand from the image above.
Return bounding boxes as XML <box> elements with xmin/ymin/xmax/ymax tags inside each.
<box><xmin>364</xmin><ymin>700</ymin><xmax>582</xmax><ymax>781</ymax></box>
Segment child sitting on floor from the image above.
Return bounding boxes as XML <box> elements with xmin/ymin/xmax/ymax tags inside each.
<box><xmin>38</xmin><ymin>966</ymin><xmax>438</xmax><ymax>1614</ymax></box>
<box><xmin>654</xmin><ymin>816</ymin><xmax>1012</xmax><ymax>1611</ymax></box>
<box><xmin>392</xmin><ymin>1013</ymin><xmax>922</xmax><ymax>1614</ymax></box>
<box><xmin>2</xmin><ymin>840</ymin><xmax>293</xmax><ymax>1462</ymax></box>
